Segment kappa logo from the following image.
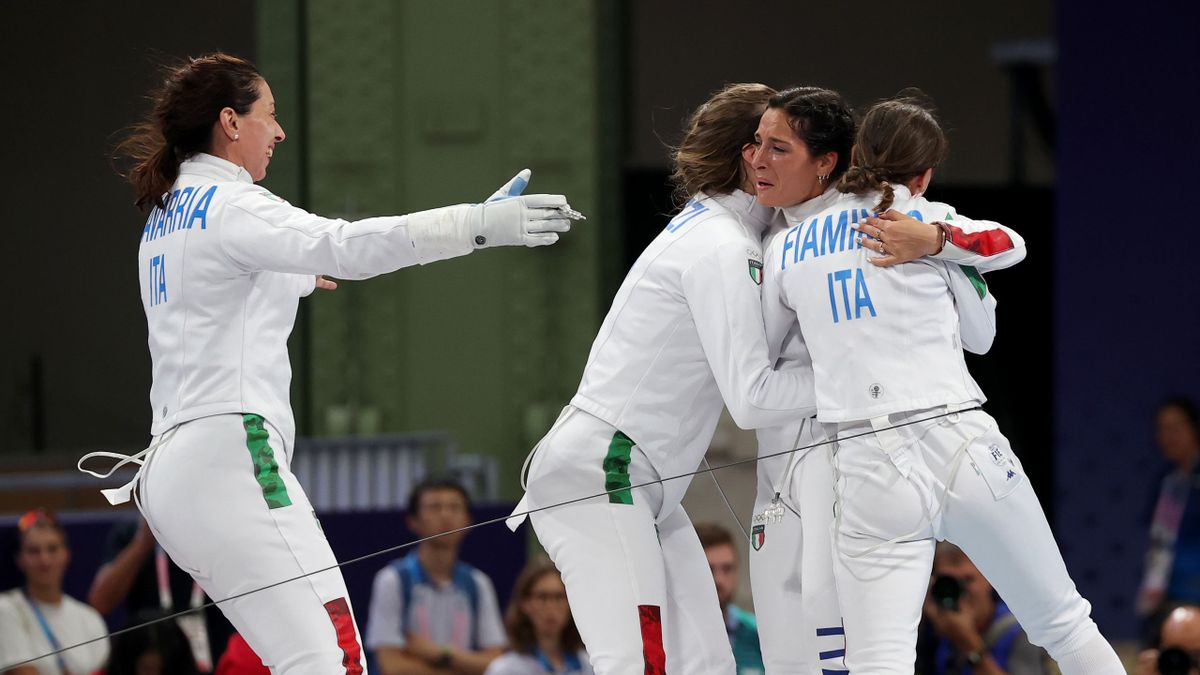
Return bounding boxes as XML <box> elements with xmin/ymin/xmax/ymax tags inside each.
<box><xmin>868</xmin><ymin>383</ymin><xmax>883</xmax><ymax>399</ymax></box>
<box><xmin>748</xmin><ymin>259</ymin><xmax>764</xmax><ymax>285</ymax></box>
<box><xmin>1006</xmin><ymin>469</ymin><xmax>1017</xmax><ymax>480</ymax></box>
<box><xmin>752</xmin><ymin>524</ymin><xmax>765</xmax><ymax>551</ymax></box>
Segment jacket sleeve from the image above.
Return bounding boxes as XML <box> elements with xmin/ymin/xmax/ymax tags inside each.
<box><xmin>680</xmin><ymin>239</ymin><xmax>817</xmax><ymax>430</ymax></box>
<box><xmin>218</xmin><ymin>188</ymin><xmax>475</xmax><ymax>279</ymax></box>
<box><xmin>295</xmin><ymin>273</ymin><xmax>318</xmax><ymax>297</ymax></box>
<box><xmin>761</xmin><ymin>233</ymin><xmax>796</xmax><ymax>364</ymax></box>
<box><xmin>921</xmin><ymin>201</ymin><xmax>1027</xmax><ymax>273</ymax></box>
<box><xmin>941</xmin><ymin>262</ymin><xmax>998</xmax><ymax>355</ymax></box>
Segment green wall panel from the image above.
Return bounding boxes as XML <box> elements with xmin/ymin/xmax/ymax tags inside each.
<box><xmin>257</xmin><ymin>0</ymin><xmax>611</xmax><ymax>498</ymax></box>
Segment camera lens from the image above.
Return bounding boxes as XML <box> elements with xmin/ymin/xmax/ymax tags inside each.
<box><xmin>931</xmin><ymin>575</ymin><xmax>963</xmax><ymax>611</ymax></box>
<box><xmin>1158</xmin><ymin>647</ymin><xmax>1194</xmax><ymax>675</ymax></box>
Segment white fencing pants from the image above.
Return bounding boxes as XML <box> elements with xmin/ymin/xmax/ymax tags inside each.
<box><xmin>830</xmin><ymin>408</ymin><xmax>1122</xmax><ymax>675</ymax></box>
<box><xmin>138</xmin><ymin>414</ymin><xmax>366</xmax><ymax>675</ymax></box>
<box><xmin>521</xmin><ymin>407</ymin><xmax>735</xmax><ymax>675</ymax></box>
<box><xmin>749</xmin><ymin>423</ymin><xmax>846</xmax><ymax>674</ymax></box>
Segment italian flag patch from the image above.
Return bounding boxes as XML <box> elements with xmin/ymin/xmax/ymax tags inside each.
<box><xmin>748</xmin><ymin>259</ymin><xmax>763</xmax><ymax>285</ymax></box>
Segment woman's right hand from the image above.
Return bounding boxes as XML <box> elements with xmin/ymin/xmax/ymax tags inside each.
<box><xmin>468</xmin><ymin>169</ymin><xmax>583</xmax><ymax>249</ymax></box>
<box><xmin>469</xmin><ymin>193</ymin><xmax>577</xmax><ymax>248</ymax></box>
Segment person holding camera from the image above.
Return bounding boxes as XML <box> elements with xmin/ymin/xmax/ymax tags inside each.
<box><xmin>922</xmin><ymin>543</ymin><xmax>1049</xmax><ymax>674</ymax></box>
<box><xmin>1137</xmin><ymin>605</ymin><xmax>1200</xmax><ymax>675</ymax></box>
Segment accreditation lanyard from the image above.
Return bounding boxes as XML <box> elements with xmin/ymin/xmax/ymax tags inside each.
<box><xmin>156</xmin><ymin>547</ymin><xmax>213</xmax><ymax>671</ymax></box>
<box><xmin>534</xmin><ymin>647</ymin><xmax>583</xmax><ymax>674</ymax></box>
<box><xmin>22</xmin><ymin>589</ymin><xmax>69</xmax><ymax>674</ymax></box>
<box><xmin>155</xmin><ymin>547</ymin><xmax>204</xmax><ymax>612</ymax></box>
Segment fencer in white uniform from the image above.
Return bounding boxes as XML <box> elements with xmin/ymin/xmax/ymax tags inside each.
<box><xmin>81</xmin><ymin>54</ymin><xmax>576</xmax><ymax>675</ymax></box>
<box><xmin>508</xmin><ymin>84</ymin><xmax>821</xmax><ymax>675</ymax></box>
<box><xmin>513</xmin><ymin>188</ymin><xmax>817</xmax><ymax>675</ymax></box>
<box><xmin>742</xmin><ymin>88</ymin><xmax>1020</xmax><ymax>675</ymax></box>
<box><xmin>762</xmin><ymin>97</ymin><xmax>1124</xmax><ymax>674</ymax></box>
<box><xmin>750</xmin><ymin>195</ymin><xmax>1016</xmax><ymax>675</ymax></box>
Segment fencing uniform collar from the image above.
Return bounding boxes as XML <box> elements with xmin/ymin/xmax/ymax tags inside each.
<box><xmin>707</xmin><ymin>189</ymin><xmax>775</xmax><ymax>237</ymax></box>
<box><xmin>180</xmin><ymin>152</ymin><xmax>255</xmax><ymax>184</ymax></box>
<box><xmin>780</xmin><ymin>185</ymin><xmax>841</xmax><ymax>225</ymax></box>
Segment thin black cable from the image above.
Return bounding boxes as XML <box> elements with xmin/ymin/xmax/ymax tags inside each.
<box><xmin>4</xmin><ymin>406</ymin><xmax>975</xmax><ymax>670</ymax></box>
<box><xmin>703</xmin><ymin>457</ymin><xmax>750</xmax><ymax>542</ymax></box>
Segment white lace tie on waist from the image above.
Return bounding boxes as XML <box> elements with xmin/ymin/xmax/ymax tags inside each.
<box><xmin>77</xmin><ymin>429</ymin><xmax>177</xmax><ymax>505</ymax></box>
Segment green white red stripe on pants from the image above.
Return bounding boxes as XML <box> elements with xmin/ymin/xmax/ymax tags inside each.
<box><xmin>137</xmin><ymin>413</ymin><xmax>366</xmax><ymax>674</ymax></box>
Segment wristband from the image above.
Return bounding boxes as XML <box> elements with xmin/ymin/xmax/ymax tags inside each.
<box><xmin>933</xmin><ymin>222</ymin><xmax>951</xmax><ymax>255</ymax></box>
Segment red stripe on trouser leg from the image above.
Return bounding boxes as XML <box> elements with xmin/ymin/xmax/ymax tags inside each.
<box><xmin>323</xmin><ymin>597</ymin><xmax>364</xmax><ymax>675</ymax></box>
<box><xmin>639</xmin><ymin>604</ymin><xmax>666</xmax><ymax>675</ymax></box>
<box><xmin>944</xmin><ymin>224</ymin><xmax>1015</xmax><ymax>256</ymax></box>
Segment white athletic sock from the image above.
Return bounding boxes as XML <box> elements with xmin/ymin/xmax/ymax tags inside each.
<box><xmin>1055</xmin><ymin>633</ymin><xmax>1126</xmax><ymax>675</ymax></box>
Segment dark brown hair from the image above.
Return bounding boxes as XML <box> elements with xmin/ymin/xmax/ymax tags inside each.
<box><xmin>504</xmin><ymin>557</ymin><xmax>584</xmax><ymax>654</ymax></box>
<box><xmin>694</xmin><ymin>522</ymin><xmax>736</xmax><ymax>551</ymax></box>
<box><xmin>670</xmin><ymin>83</ymin><xmax>777</xmax><ymax>206</ymax></box>
<box><xmin>117</xmin><ymin>52</ymin><xmax>263</xmax><ymax>211</ymax></box>
<box><xmin>837</xmin><ymin>91</ymin><xmax>948</xmax><ymax>212</ymax></box>
<box><xmin>406</xmin><ymin>476</ymin><xmax>471</xmax><ymax>515</ymax></box>
<box><xmin>766</xmin><ymin>86</ymin><xmax>856</xmax><ymax>181</ymax></box>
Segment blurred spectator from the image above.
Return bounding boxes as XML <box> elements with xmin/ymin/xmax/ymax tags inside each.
<box><xmin>213</xmin><ymin>634</ymin><xmax>269</xmax><ymax>675</ymax></box>
<box><xmin>1141</xmin><ymin>397</ymin><xmax>1200</xmax><ymax>619</ymax></box>
<box><xmin>696</xmin><ymin>522</ymin><xmax>764</xmax><ymax>675</ymax></box>
<box><xmin>106</xmin><ymin>609</ymin><xmax>200</xmax><ymax>675</ymax></box>
<box><xmin>483</xmin><ymin>557</ymin><xmax>592</xmax><ymax>675</ymax></box>
<box><xmin>1136</xmin><ymin>604</ymin><xmax>1200</xmax><ymax>675</ymax></box>
<box><xmin>0</xmin><ymin>509</ymin><xmax>109</xmax><ymax>675</ymax></box>
<box><xmin>366</xmin><ymin>477</ymin><xmax>506</xmax><ymax>674</ymax></box>
<box><xmin>921</xmin><ymin>542</ymin><xmax>1048</xmax><ymax>674</ymax></box>
<box><xmin>87</xmin><ymin>516</ymin><xmax>232</xmax><ymax>671</ymax></box>
<box><xmin>0</xmin><ymin>593</ymin><xmax>39</xmax><ymax>674</ymax></box>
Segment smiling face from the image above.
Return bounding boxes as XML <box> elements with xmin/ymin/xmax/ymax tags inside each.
<box><xmin>744</xmin><ymin>108</ymin><xmax>836</xmax><ymax>208</ymax></box>
<box><xmin>230</xmin><ymin>79</ymin><xmax>285</xmax><ymax>182</ymax></box>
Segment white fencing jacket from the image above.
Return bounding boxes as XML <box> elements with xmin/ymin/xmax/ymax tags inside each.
<box><xmin>137</xmin><ymin>153</ymin><xmax>476</xmax><ymax>448</ymax></box>
<box><xmin>761</xmin><ymin>185</ymin><xmax>1026</xmax><ymax>424</ymax></box>
<box><xmin>569</xmin><ymin>190</ymin><xmax>818</xmax><ymax>511</ymax></box>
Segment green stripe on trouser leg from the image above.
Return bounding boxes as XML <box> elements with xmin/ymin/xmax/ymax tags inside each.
<box><xmin>243</xmin><ymin>414</ymin><xmax>292</xmax><ymax>509</ymax></box>
<box><xmin>604</xmin><ymin>431</ymin><xmax>634</xmax><ymax>505</ymax></box>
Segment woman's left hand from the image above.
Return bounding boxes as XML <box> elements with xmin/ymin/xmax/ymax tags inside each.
<box><xmin>856</xmin><ymin>209</ymin><xmax>942</xmax><ymax>267</ymax></box>
<box><xmin>315</xmin><ymin>275</ymin><xmax>338</xmax><ymax>291</ymax></box>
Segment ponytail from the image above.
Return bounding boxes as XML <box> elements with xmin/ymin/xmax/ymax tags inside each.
<box><xmin>836</xmin><ymin>165</ymin><xmax>896</xmax><ymax>212</ymax></box>
<box><xmin>118</xmin><ymin>122</ymin><xmax>179</xmax><ymax>211</ymax></box>
<box><xmin>116</xmin><ymin>52</ymin><xmax>262</xmax><ymax>212</ymax></box>
<box><xmin>836</xmin><ymin>91</ymin><xmax>947</xmax><ymax>214</ymax></box>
